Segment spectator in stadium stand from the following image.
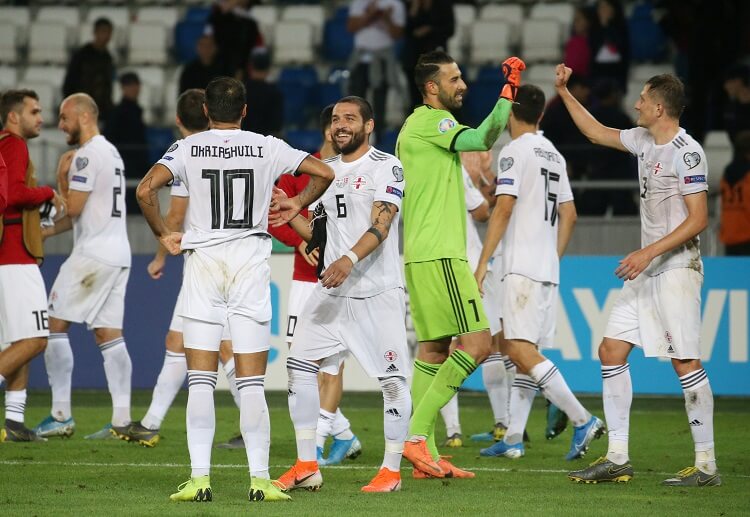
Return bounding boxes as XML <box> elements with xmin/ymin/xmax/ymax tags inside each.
<box><xmin>241</xmin><ymin>48</ymin><xmax>283</xmax><ymax>137</ymax></box>
<box><xmin>720</xmin><ymin>131</ymin><xmax>750</xmax><ymax>255</ymax></box>
<box><xmin>63</xmin><ymin>18</ymin><xmax>115</xmax><ymax>122</ymax></box>
<box><xmin>347</xmin><ymin>0</ymin><xmax>406</xmax><ymax>143</ymax></box>
<box><xmin>104</xmin><ymin>73</ymin><xmax>149</xmax><ymax>215</ymax></box>
<box><xmin>722</xmin><ymin>64</ymin><xmax>750</xmax><ymax>143</ymax></box>
<box><xmin>179</xmin><ymin>35</ymin><xmax>230</xmax><ymax>95</ymax></box>
<box><xmin>206</xmin><ymin>0</ymin><xmax>264</xmax><ymax>81</ymax></box>
<box><xmin>541</xmin><ymin>74</ymin><xmax>592</xmax><ymax>181</ymax></box>
<box><xmin>582</xmin><ymin>78</ymin><xmax>638</xmax><ymax>215</ymax></box>
<box><xmin>589</xmin><ymin>0</ymin><xmax>630</xmax><ymax>93</ymax></box>
<box><xmin>564</xmin><ymin>6</ymin><xmax>594</xmax><ymax>79</ymax></box>
<box><xmin>401</xmin><ymin>0</ymin><xmax>456</xmax><ymax>112</ymax></box>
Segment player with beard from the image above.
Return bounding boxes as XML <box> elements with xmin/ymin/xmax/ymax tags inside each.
<box><xmin>273</xmin><ymin>96</ymin><xmax>410</xmax><ymax>493</ymax></box>
<box><xmin>396</xmin><ymin>49</ymin><xmax>525</xmax><ymax>478</ymax></box>
<box><xmin>0</xmin><ymin>89</ymin><xmax>64</xmax><ymax>441</ymax></box>
<box><xmin>34</xmin><ymin>94</ymin><xmax>133</xmax><ymax>440</ymax></box>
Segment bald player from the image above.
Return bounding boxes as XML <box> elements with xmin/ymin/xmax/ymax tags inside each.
<box><xmin>33</xmin><ymin>93</ymin><xmax>133</xmax><ymax>440</ymax></box>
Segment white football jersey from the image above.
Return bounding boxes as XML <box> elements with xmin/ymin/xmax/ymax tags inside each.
<box><xmin>620</xmin><ymin>127</ymin><xmax>707</xmax><ymax>276</ymax></box>
<box><xmin>320</xmin><ymin>147</ymin><xmax>405</xmax><ymax>298</ymax></box>
<box><xmin>67</xmin><ymin>135</ymin><xmax>131</xmax><ymax>267</ymax></box>
<box><xmin>463</xmin><ymin>166</ymin><xmax>485</xmax><ymax>270</ymax></box>
<box><xmin>495</xmin><ymin>132</ymin><xmax>573</xmax><ymax>284</ymax></box>
<box><xmin>157</xmin><ymin>129</ymin><xmax>308</xmax><ymax>249</ymax></box>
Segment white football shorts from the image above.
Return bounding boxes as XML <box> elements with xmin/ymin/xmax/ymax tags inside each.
<box><xmin>285</xmin><ymin>279</ymin><xmax>317</xmax><ymax>344</ymax></box>
<box><xmin>290</xmin><ymin>286</ymin><xmax>412</xmax><ymax>378</ymax></box>
<box><xmin>180</xmin><ymin>235</ymin><xmax>272</xmax><ymax>353</ymax></box>
<box><xmin>169</xmin><ymin>286</ymin><xmax>230</xmax><ymax>341</ymax></box>
<box><xmin>0</xmin><ymin>264</ymin><xmax>50</xmax><ymax>343</ymax></box>
<box><xmin>48</xmin><ymin>254</ymin><xmax>129</xmax><ymax>330</ymax></box>
<box><xmin>501</xmin><ymin>273</ymin><xmax>557</xmax><ymax>349</ymax></box>
<box><xmin>604</xmin><ymin>267</ymin><xmax>702</xmax><ymax>359</ymax></box>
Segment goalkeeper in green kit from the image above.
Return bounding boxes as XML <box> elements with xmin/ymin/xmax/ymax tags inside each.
<box><xmin>397</xmin><ymin>50</ymin><xmax>525</xmax><ymax>478</ymax></box>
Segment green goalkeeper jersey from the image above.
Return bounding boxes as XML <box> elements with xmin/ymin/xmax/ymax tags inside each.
<box><xmin>397</xmin><ymin>105</ymin><xmax>470</xmax><ymax>264</ymax></box>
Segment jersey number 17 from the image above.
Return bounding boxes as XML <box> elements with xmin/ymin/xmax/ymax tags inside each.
<box><xmin>540</xmin><ymin>168</ymin><xmax>559</xmax><ymax>226</ymax></box>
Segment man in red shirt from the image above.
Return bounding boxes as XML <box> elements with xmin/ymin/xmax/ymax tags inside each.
<box><xmin>0</xmin><ymin>154</ymin><xmax>7</xmax><ymax>213</ymax></box>
<box><xmin>268</xmin><ymin>105</ymin><xmax>361</xmax><ymax>464</ymax></box>
<box><xmin>0</xmin><ymin>89</ymin><xmax>62</xmax><ymax>442</ymax></box>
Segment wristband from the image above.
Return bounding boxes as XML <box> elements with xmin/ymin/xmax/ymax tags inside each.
<box><xmin>344</xmin><ymin>250</ymin><xmax>359</xmax><ymax>265</ymax></box>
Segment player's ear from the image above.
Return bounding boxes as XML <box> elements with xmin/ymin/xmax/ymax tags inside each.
<box><xmin>241</xmin><ymin>104</ymin><xmax>247</xmax><ymax>119</ymax></box>
<box><xmin>365</xmin><ymin>118</ymin><xmax>375</xmax><ymax>134</ymax></box>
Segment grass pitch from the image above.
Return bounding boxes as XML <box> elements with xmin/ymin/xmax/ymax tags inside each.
<box><xmin>1</xmin><ymin>390</ymin><xmax>748</xmax><ymax>516</ymax></box>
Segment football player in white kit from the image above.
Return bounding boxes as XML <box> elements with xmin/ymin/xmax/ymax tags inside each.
<box><xmin>136</xmin><ymin>77</ymin><xmax>334</xmax><ymax>503</ymax></box>
<box><xmin>115</xmin><ymin>89</ymin><xmax>240</xmax><ymax>448</ymax></box>
<box><xmin>475</xmin><ymin>84</ymin><xmax>604</xmax><ymax>462</ymax></box>
<box><xmin>556</xmin><ymin>66</ymin><xmax>720</xmax><ymax>487</ymax></box>
<box><xmin>273</xmin><ymin>96</ymin><xmax>411</xmax><ymax>493</ymax></box>
<box><xmin>34</xmin><ymin>94</ymin><xmax>133</xmax><ymax>441</ymax></box>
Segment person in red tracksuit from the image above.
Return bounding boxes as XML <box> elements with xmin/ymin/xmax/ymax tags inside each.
<box><xmin>0</xmin><ymin>89</ymin><xmax>63</xmax><ymax>441</ymax></box>
<box><xmin>268</xmin><ymin>105</ymin><xmax>362</xmax><ymax>465</ymax></box>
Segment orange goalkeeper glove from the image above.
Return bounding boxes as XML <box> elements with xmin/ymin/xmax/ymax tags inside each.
<box><xmin>500</xmin><ymin>57</ymin><xmax>526</xmax><ymax>101</ymax></box>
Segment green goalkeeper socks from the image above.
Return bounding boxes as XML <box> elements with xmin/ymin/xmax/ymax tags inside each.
<box><xmin>411</xmin><ymin>359</ymin><xmax>441</xmax><ymax>460</ymax></box>
<box><xmin>409</xmin><ymin>350</ymin><xmax>478</xmax><ymax>445</ymax></box>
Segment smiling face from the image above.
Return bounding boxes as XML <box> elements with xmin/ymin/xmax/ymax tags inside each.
<box><xmin>58</xmin><ymin>99</ymin><xmax>83</xmax><ymax>146</ymax></box>
<box><xmin>330</xmin><ymin>101</ymin><xmax>373</xmax><ymax>155</ymax></box>
<box><xmin>431</xmin><ymin>62</ymin><xmax>467</xmax><ymax>112</ymax></box>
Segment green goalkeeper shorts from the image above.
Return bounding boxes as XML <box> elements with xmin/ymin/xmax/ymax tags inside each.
<box><xmin>406</xmin><ymin>258</ymin><xmax>489</xmax><ymax>342</ymax></box>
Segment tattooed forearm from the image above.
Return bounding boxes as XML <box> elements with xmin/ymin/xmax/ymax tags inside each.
<box><xmin>298</xmin><ymin>175</ymin><xmax>330</xmax><ymax>208</ymax></box>
<box><xmin>367</xmin><ymin>226</ymin><xmax>384</xmax><ymax>243</ymax></box>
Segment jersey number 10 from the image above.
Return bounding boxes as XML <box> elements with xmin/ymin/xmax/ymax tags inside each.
<box><xmin>202</xmin><ymin>169</ymin><xmax>255</xmax><ymax>229</ymax></box>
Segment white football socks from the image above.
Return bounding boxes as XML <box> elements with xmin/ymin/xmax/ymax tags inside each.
<box><xmin>222</xmin><ymin>357</ymin><xmax>241</xmax><ymax>409</ymax></box>
<box><xmin>530</xmin><ymin>359</ymin><xmax>590</xmax><ymax>427</ymax></box>
<box><xmin>439</xmin><ymin>394</ymin><xmax>461</xmax><ymax>436</ymax></box>
<box><xmin>142</xmin><ymin>351</ymin><xmax>186</xmax><ymax>430</ymax></box>
<box><xmin>505</xmin><ymin>374</ymin><xmax>537</xmax><ymax>445</ymax></box>
<box><xmin>317</xmin><ymin>409</ymin><xmax>336</xmax><ymax>449</ymax></box>
<box><xmin>237</xmin><ymin>375</ymin><xmax>270</xmax><ymax>479</ymax></box>
<box><xmin>680</xmin><ymin>369</ymin><xmax>717</xmax><ymax>474</ymax></box>
<box><xmin>186</xmin><ymin>370</ymin><xmax>217</xmax><ymax>477</ymax></box>
<box><xmin>99</xmin><ymin>337</ymin><xmax>132</xmax><ymax>427</ymax></box>
<box><xmin>602</xmin><ymin>364</ymin><xmax>632</xmax><ymax>465</ymax></box>
<box><xmin>45</xmin><ymin>333</ymin><xmax>74</xmax><ymax>421</ymax></box>
<box><xmin>483</xmin><ymin>353</ymin><xmax>509</xmax><ymax>426</ymax></box>
<box><xmin>332</xmin><ymin>408</ymin><xmax>354</xmax><ymax>441</ymax></box>
<box><xmin>380</xmin><ymin>376</ymin><xmax>411</xmax><ymax>472</ymax></box>
<box><xmin>5</xmin><ymin>389</ymin><xmax>26</xmax><ymax>424</ymax></box>
<box><xmin>287</xmin><ymin>357</ymin><xmax>320</xmax><ymax>462</ymax></box>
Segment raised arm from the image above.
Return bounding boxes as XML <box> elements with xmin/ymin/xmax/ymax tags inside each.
<box><xmin>320</xmin><ymin>200</ymin><xmax>398</xmax><ymax>289</ymax></box>
<box><xmin>554</xmin><ymin>64</ymin><xmax>627</xmax><ymax>151</ymax></box>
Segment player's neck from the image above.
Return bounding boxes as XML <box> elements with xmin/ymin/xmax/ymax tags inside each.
<box><xmin>78</xmin><ymin>127</ymin><xmax>99</xmax><ymax>146</ymax></box>
<box><xmin>341</xmin><ymin>144</ymin><xmax>371</xmax><ymax>163</ymax></box>
<box><xmin>210</xmin><ymin>121</ymin><xmax>241</xmax><ymax>130</ymax></box>
<box><xmin>2</xmin><ymin>126</ymin><xmax>25</xmax><ymax>141</ymax></box>
<box><xmin>648</xmin><ymin>119</ymin><xmax>680</xmax><ymax>146</ymax></box>
<box><xmin>423</xmin><ymin>96</ymin><xmax>448</xmax><ymax>112</ymax></box>
<box><xmin>510</xmin><ymin>123</ymin><xmax>537</xmax><ymax>140</ymax></box>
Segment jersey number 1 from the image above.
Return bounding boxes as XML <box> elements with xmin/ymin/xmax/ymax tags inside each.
<box><xmin>540</xmin><ymin>168</ymin><xmax>560</xmax><ymax>226</ymax></box>
<box><xmin>202</xmin><ymin>169</ymin><xmax>255</xmax><ymax>229</ymax></box>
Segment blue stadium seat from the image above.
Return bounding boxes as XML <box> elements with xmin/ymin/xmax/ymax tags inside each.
<box><xmin>628</xmin><ymin>2</ymin><xmax>667</xmax><ymax>62</ymax></box>
<box><xmin>278</xmin><ymin>66</ymin><xmax>319</xmax><ymax>127</ymax></box>
<box><xmin>317</xmin><ymin>67</ymin><xmax>348</xmax><ymax>108</ymax></box>
<box><xmin>463</xmin><ymin>81</ymin><xmax>501</xmax><ymax>127</ymax></box>
<box><xmin>175</xmin><ymin>20</ymin><xmax>204</xmax><ymax>63</ymax></box>
<box><xmin>378</xmin><ymin>129</ymin><xmax>399</xmax><ymax>156</ymax></box>
<box><xmin>285</xmin><ymin>129</ymin><xmax>322</xmax><ymax>154</ymax></box>
<box><xmin>185</xmin><ymin>7</ymin><xmax>210</xmax><ymax>23</ymax></box>
<box><xmin>322</xmin><ymin>7</ymin><xmax>353</xmax><ymax>63</ymax></box>
<box><xmin>476</xmin><ymin>65</ymin><xmax>502</xmax><ymax>84</ymax></box>
<box><xmin>146</xmin><ymin>127</ymin><xmax>177</xmax><ymax>166</ymax></box>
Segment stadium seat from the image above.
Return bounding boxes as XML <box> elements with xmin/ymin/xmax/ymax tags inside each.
<box><xmin>318</xmin><ymin>68</ymin><xmax>347</xmax><ymax>110</ymax></box>
<box><xmin>452</xmin><ymin>4</ymin><xmax>477</xmax><ymax>53</ymax></box>
<box><xmin>285</xmin><ymin>129</ymin><xmax>322</xmax><ymax>154</ymax></box>
<box><xmin>0</xmin><ymin>6</ymin><xmax>31</xmax><ymax>28</ymax></box>
<box><xmin>251</xmin><ymin>5</ymin><xmax>279</xmax><ymax>42</ymax></box>
<box><xmin>136</xmin><ymin>6</ymin><xmax>180</xmax><ymax>28</ymax></box>
<box><xmin>529</xmin><ymin>3</ymin><xmax>575</xmax><ymax>36</ymax></box>
<box><xmin>0</xmin><ymin>66</ymin><xmax>17</xmax><ymax>89</ymax></box>
<box><xmin>378</xmin><ymin>129</ymin><xmax>399</xmax><ymax>156</ymax></box>
<box><xmin>0</xmin><ymin>23</ymin><xmax>19</xmax><ymax>64</ymax></box>
<box><xmin>628</xmin><ymin>1</ymin><xmax>668</xmax><ymax>63</ymax></box>
<box><xmin>174</xmin><ymin>20</ymin><xmax>205</xmax><ymax>63</ymax></box>
<box><xmin>479</xmin><ymin>4</ymin><xmax>524</xmax><ymax>45</ymax></box>
<box><xmin>475</xmin><ymin>65</ymin><xmax>502</xmax><ymax>84</ymax></box>
<box><xmin>281</xmin><ymin>5</ymin><xmax>325</xmax><ymax>45</ymax></box>
<box><xmin>273</xmin><ymin>21</ymin><xmax>315</xmax><ymax>65</ymax></box>
<box><xmin>278</xmin><ymin>65</ymin><xmax>319</xmax><ymax>127</ymax></box>
<box><xmin>463</xmin><ymin>80</ymin><xmax>501</xmax><ymax>127</ymax></box>
<box><xmin>23</xmin><ymin>66</ymin><xmax>66</xmax><ymax>90</ymax></box>
<box><xmin>28</xmin><ymin>23</ymin><xmax>71</xmax><ymax>65</ymax></box>
<box><xmin>184</xmin><ymin>6</ymin><xmax>211</xmax><ymax>23</ymax></box>
<box><xmin>146</xmin><ymin>126</ymin><xmax>178</xmax><ymax>165</ymax></box>
<box><xmin>526</xmin><ymin>64</ymin><xmax>558</xmax><ymax>83</ymax></box>
<box><xmin>322</xmin><ymin>7</ymin><xmax>353</xmax><ymax>63</ymax></box>
<box><xmin>127</xmin><ymin>22</ymin><xmax>169</xmax><ymax>65</ymax></box>
<box><xmin>36</xmin><ymin>6</ymin><xmax>81</xmax><ymax>28</ymax></box>
<box><xmin>163</xmin><ymin>68</ymin><xmax>181</xmax><ymax>125</ymax></box>
<box><xmin>521</xmin><ymin>19</ymin><xmax>562</xmax><ymax>63</ymax></box>
<box><xmin>469</xmin><ymin>20</ymin><xmax>512</xmax><ymax>65</ymax></box>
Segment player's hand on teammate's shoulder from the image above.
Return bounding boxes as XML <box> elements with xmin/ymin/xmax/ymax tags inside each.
<box><xmin>321</xmin><ymin>256</ymin><xmax>354</xmax><ymax>289</ymax></box>
<box><xmin>160</xmin><ymin>232</ymin><xmax>183</xmax><ymax>256</ymax></box>
<box><xmin>615</xmin><ymin>247</ymin><xmax>656</xmax><ymax>281</ymax></box>
<box><xmin>148</xmin><ymin>255</ymin><xmax>166</xmax><ymax>279</ymax></box>
<box><xmin>555</xmin><ymin>64</ymin><xmax>573</xmax><ymax>90</ymax></box>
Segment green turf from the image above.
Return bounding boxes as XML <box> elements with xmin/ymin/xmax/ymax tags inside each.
<box><xmin>1</xmin><ymin>390</ymin><xmax>747</xmax><ymax>516</ymax></box>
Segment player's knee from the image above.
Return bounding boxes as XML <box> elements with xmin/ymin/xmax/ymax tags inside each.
<box><xmin>379</xmin><ymin>376</ymin><xmax>409</xmax><ymax>404</ymax></box>
<box><xmin>287</xmin><ymin>357</ymin><xmax>320</xmax><ymax>388</ymax></box>
<box><xmin>598</xmin><ymin>339</ymin><xmax>627</xmax><ymax>364</ymax></box>
<box><xmin>27</xmin><ymin>336</ymin><xmax>47</xmax><ymax>357</ymax></box>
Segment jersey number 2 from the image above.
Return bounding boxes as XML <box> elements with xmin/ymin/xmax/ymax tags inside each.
<box><xmin>111</xmin><ymin>168</ymin><xmax>123</xmax><ymax>217</ymax></box>
<box><xmin>202</xmin><ymin>169</ymin><xmax>255</xmax><ymax>229</ymax></box>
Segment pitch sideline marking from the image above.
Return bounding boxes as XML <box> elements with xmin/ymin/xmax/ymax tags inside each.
<box><xmin>0</xmin><ymin>460</ymin><xmax>746</xmax><ymax>479</ymax></box>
